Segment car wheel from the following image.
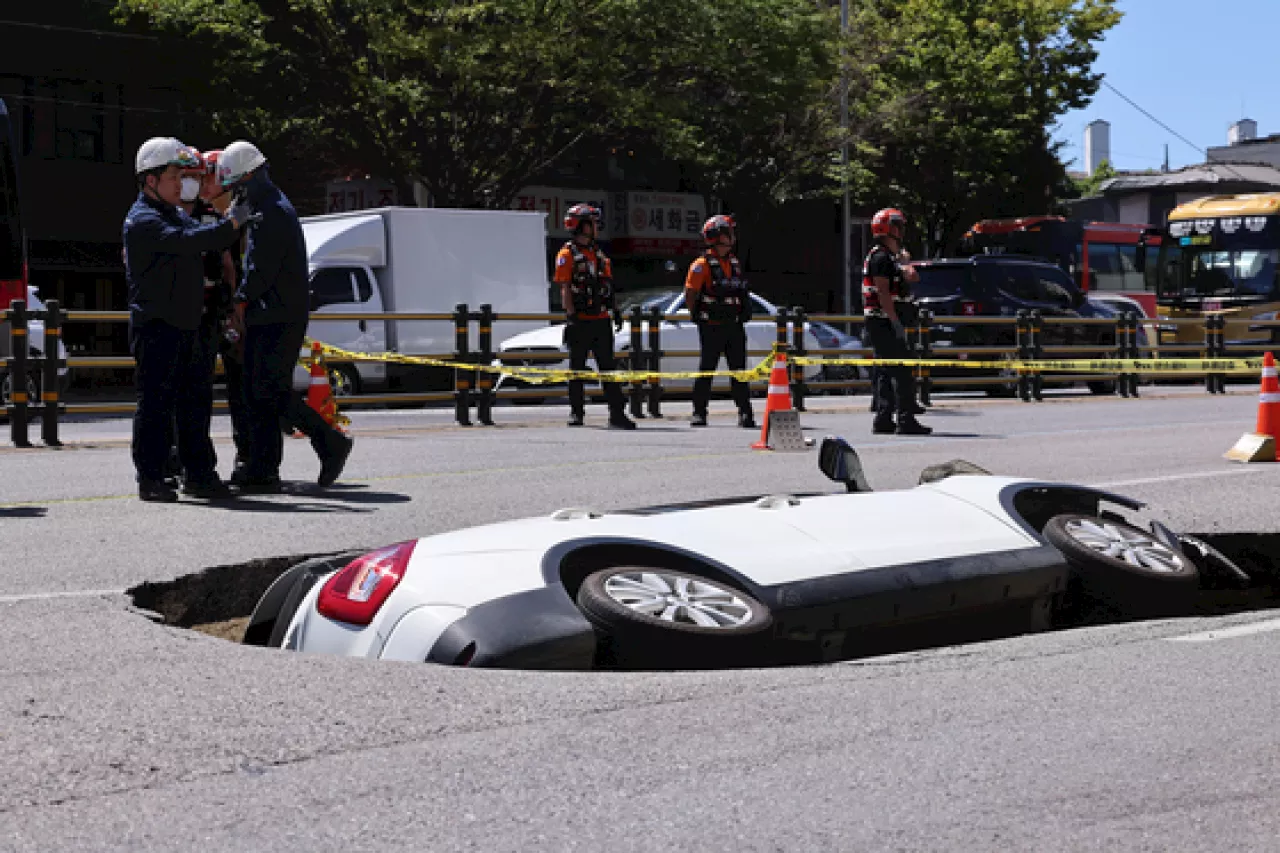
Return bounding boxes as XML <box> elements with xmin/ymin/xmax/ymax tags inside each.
<box><xmin>1087</xmin><ymin>380</ymin><xmax>1116</xmax><ymax>395</ymax></box>
<box><xmin>576</xmin><ymin>567</ymin><xmax>773</xmax><ymax>668</ymax></box>
<box><xmin>1044</xmin><ymin>513</ymin><xmax>1199</xmax><ymax>615</ymax></box>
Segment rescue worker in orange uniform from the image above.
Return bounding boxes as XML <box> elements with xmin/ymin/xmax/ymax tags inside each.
<box><xmin>554</xmin><ymin>203</ymin><xmax>636</xmax><ymax>429</ymax></box>
<box><xmin>863</xmin><ymin>207</ymin><xmax>931</xmax><ymax>435</ymax></box>
<box><xmin>686</xmin><ymin>214</ymin><xmax>755</xmax><ymax>428</ymax></box>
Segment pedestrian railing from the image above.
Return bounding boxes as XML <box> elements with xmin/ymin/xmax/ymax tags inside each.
<box><xmin>5</xmin><ymin>299</ymin><xmax>1279</xmax><ymax>446</ymax></box>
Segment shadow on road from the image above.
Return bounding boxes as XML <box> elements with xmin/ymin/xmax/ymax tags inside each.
<box><xmin>185</xmin><ymin>482</ymin><xmax>412</xmax><ymax>514</ymax></box>
<box><xmin>0</xmin><ymin>506</ymin><xmax>47</xmax><ymax>519</ymax></box>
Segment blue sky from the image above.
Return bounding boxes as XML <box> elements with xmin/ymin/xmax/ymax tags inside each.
<box><xmin>1053</xmin><ymin>0</ymin><xmax>1280</xmax><ymax>173</ymax></box>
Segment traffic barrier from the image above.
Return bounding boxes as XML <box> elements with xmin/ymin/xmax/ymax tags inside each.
<box><xmin>752</xmin><ymin>348</ymin><xmax>806</xmax><ymax>451</ymax></box>
<box><xmin>305</xmin><ymin>341</ymin><xmax>349</xmax><ymax>432</ymax></box>
<box><xmin>1226</xmin><ymin>351</ymin><xmax>1278</xmax><ymax>463</ymax></box>
<box><xmin>8</xmin><ymin>300</ymin><xmax>1280</xmax><ymax>443</ymax></box>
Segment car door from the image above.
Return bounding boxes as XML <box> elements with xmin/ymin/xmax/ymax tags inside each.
<box><xmin>303</xmin><ymin>265</ymin><xmax>388</xmax><ymax>388</ymax></box>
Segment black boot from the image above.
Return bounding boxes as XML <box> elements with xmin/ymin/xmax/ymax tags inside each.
<box><xmin>690</xmin><ymin>412</ymin><xmax>708</xmax><ymax>427</ymax></box>
<box><xmin>738</xmin><ymin>410</ymin><xmax>757</xmax><ymax>429</ymax></box>
<box><xmin>318</xmin><ymin>431</ymin><xmax>354</xmax><ymax>487</ymax></box>
<box><xmin>872</xmin><ymin>416</ymin><xmax>896</xmax><ymax>435</ymax></box>
<box><xmin>896</xmin><ymin>417</ymin><xmax>932</xmax><ymax>436</ymax></box>
<box><xmin>567</xmin><ymin>412</ymin><xmax>585</xmax><ymax>427</ymax></box>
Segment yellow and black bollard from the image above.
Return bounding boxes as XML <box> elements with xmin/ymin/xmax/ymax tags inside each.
<box><xmin>40</xmin><ymin>299</ymin><xmax>63</xmax><ymax>447</ymax></box>
<box><xmin>453</xmin><ymin>302</ymin><xmax>472</xmax><ymax>426</ymax></box>
<box><xmin>476</xmin><ymin>304</ymin><xmax>494</xmax><ymax>426</ymax></box>
<box><xmin>7</xmin><ymin>299</ymin><xmax>32</xmax><ymax>447</ymax></box>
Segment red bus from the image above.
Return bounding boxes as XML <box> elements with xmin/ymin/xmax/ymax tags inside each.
<box><xmin>959</xmin><ymin>216</ymin><xmax>1160</xmax><ymax>317</ymax></box>
<box><xmin>0</xmin><ymin>97</ymin><xmax>26</xmax><ymax>311</ymax></box>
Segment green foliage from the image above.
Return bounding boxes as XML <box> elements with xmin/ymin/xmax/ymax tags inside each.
<box><xmin>1070</xmin><ymin>159</ymin><xmax>1117</xmax><ymax>198</ymax></box>
<box><xmin>113</xmin><ymin>0</ymin><xmax>1118</xmax><ymax>227</ymax></box>
<box><xmin>850</xmin><ymin>0</ymin><xmax>1122</xmax><ymax>255</ymax></box>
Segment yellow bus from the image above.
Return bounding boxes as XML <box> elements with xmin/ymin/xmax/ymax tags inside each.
<box><xmin>1155</xmin><ymin>193</ymin><xmax>1280</xmax><ymax>346</ymax></box>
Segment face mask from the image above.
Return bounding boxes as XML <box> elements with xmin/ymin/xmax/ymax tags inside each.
<box><xmin>180</xmin><ymin>177</ymin><xmax>201</xmax><ymax>203</ymax></box>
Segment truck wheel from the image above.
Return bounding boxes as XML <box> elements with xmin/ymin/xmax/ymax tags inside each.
<box><xmin>1044</xmin><ymin>513</ymin><xmax>1198</xmax><ymax>615</ymax></box>
<box><xmin>576</xmin><ymin>567</ymin><xmax>772</xmax><ymax>668</ymax></box>
<box><xmin>328</xmin><ymin>366</ymin><xmax>361</xmax><ymax>398</ymax></box>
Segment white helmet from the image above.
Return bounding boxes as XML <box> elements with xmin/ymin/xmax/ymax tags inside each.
<box><xmin>217</xmin><ymin>140</ymin><xmax>267</xmax><ymax>187</ymax></box>
<box><xmin>135</xmin><ymin>137</ymin><xmax>200</xmax><ymax>175</ymax></box>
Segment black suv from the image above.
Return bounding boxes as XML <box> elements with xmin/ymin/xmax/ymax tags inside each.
<box><xmin>909</xmin><ymin>255</ymin><xmax>1120</xmax><ymax>395</ymax></box>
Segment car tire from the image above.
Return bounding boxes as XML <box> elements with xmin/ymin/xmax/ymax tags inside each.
<box><xmin>1044</xmin><ymin>513</ymin><xmax>1199</xmax><ymax>615</ymax></box>
<box><xmin>576</xmin><ymin>567</ymin><xmax>773</xmax><ymax>668</ymax></box>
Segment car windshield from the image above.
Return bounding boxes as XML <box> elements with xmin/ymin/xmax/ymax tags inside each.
<box><xmin>912</xmin><ymin>266</ymin><xmax>971</xmax><ymax>298</ymax></box>
<box><xmin>616</xmin><ymin>287</ymin><xmax>681</xmax><ymax>314</ymax></box>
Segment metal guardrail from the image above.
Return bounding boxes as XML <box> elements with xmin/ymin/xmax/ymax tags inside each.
<box><xmin>5</xmin><ymin>299</ymin><xmax>1280</xmax><ymax>445</ymax></box>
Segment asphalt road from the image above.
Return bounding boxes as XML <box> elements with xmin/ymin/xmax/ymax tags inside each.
<box><xmin>3</xmin><ymin>387</ymin><xmax>1279</xmax><ymax>851</ymax></box>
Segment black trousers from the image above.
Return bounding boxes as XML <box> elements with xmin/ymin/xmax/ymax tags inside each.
<box><xmin>868</xmin><ymin>301</ymin><xmax>918</xmax><ymax>413</ymax></box>
<box><xmin>865</xmin><ymin>316</ymin><xmax>918</xmax><ymax>420</ymax></box>
<box><xmin>131</xmin><ymin>320</ymin><xmax>217</xmax><ymax>485</ymax></box>
<box><xmin>216</xmin><ymin>324</ymin><xmax>250</xmax><ymax>463</ymax></box>
<box><xmin>692</xmin><ymin>321</ymin><xmax>751</xmax><ymax>416</ymax></box>
<box><xmin>566</xmin><ymin>318</ymin><xmax>625</xmax><ymax>416</ymax></box>
<box><xmin>242</xmin><ymin>322</ymin><xmax>338</xmax><ymax>479</ymax></box>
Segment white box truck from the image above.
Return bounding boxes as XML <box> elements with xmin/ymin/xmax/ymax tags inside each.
<box><xmin>296</xmin><ymin>207</ymin><xmax>551</xmax><ymax>394</ymax></box>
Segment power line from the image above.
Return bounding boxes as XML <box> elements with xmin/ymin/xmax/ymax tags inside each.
<box><xmin>1101</xmin><ymin>80</ymin><xmax>1204</xmax><ymax>156</ymax></box>
<box><xmin>0</xmin><ymin>19</ymin><xmax>157</xmax><ymax>41</ymax></box>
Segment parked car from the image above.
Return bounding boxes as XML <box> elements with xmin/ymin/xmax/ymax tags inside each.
<box><xmin>911</xmin><ymin>255</ymin><xmax>1124</xmax><ymax>395</ymax></box>
<box><xmin>494</xmin><ymin>287</ymin><xmax>823</xmax><ymax>399</ymax></box>
<box><xmin>243</xmin><ymin>436</ymin><xmax>1237</xmax><ymax>670</ymax></box>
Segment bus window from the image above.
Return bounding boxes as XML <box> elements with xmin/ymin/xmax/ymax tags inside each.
<box><xmin>1088</xmin><ymin>244</ymin><xmax>1123</xmax><ymax>291</ymax></box>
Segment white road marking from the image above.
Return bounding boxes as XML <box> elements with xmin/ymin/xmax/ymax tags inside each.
<box><xmin>1164</xmin><ymin>617</ymin><xmax>1280</xmax><ymax>643</ymax></box>
<box><xmin>1089</xmin><ymin>468</ymin><xmax>1273</xmax><ymax>489</ymax></box>
<box><xmin>0</xmin><ymin>588</ymin><xmax>125</xmax><ymax>604</ymax></box>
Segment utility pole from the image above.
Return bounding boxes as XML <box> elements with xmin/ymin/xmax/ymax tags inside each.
<box><xmin>840</xmin><ymin>0</ymin><xmax>852</xmax><ymax>321</ymax></box>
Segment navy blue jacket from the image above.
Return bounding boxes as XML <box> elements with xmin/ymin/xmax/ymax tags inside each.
<box><xmin>236</xmin><ymin>169</ymin><xmax>309</xmax><ymax>327</ymax></box>
<box><xmin>124</xmin><ymin>193</ymin><xmax>239</xmax><ymax>330</ymax></box>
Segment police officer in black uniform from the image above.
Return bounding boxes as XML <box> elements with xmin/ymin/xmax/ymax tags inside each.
<box><xmin>862</xmin><ymin>207</ymin><xmax>931</xmax><ymax>436</ymax></box>
<box><xmin>554</xmin><ymin>203</ymin><xmax>635</xmax><ymax>430</ymax></box>
<box><xmin>686</xmin><ymin>214</ymin><xmax>755</xmax><ymax>428</ymax></box>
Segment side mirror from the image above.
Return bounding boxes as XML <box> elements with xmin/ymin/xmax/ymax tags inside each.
<box><xmin>818</xmin><ymin>435</ymin><xmax>872</xmax><ymax>493</ymax></box>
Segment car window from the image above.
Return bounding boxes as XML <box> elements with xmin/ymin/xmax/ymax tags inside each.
<box><xmin>913</xmin><ymin>266</ymin><xmax>972</xmax><ymax>298</ymax></box>
<box><xmin>310</xmin><ymin>267</ymin><xmax>357</xmax><ymax>309</ymax></box>
<box><xmin>750</xmin><ymin>294</ymin><xmax>774</xmax><ymax>316</ymax></box>
<box><xmin>1033</xmin><ymin>271</ymin><xmax>1075</xmax><ymax>308</ymax></box>
<box><xmin>984</xmin><ymin>265</ymin><xmax>1040</xmax><ymax>302</ymax></box>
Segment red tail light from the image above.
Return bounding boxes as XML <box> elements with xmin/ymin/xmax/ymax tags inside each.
<box><xmin>317</xmin><ymin>541</ymin><xmax>417</xmax><ymax>626</ymax></box>
<box><xmin>960</xmin><ymin>300</ymin><xmax>979</xmax><ymax>316</ymax></box>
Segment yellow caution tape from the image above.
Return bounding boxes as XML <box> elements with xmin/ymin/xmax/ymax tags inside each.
<box><xmin>302</xmin><ymin>338</ymin><xmax>1266</xmax><ymax>384</ymax></box>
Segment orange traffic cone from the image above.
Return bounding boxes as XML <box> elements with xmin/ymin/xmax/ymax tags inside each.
<box><xmin>1225</xmin><ymin>351</ymin><xmax>1278</xmax><ymax>463</ymax></box>
<box><xmin>306</xmin><ymin>342</ymin><xmax>345</xmax><ymax>433</ymax></box>
<box><xmin>752</xmin><ymin>351</ymin><xmax>794</xmax><ymax>450</ymax></box>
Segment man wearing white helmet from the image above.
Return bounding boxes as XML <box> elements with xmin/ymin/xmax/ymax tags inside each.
<box><xmin>219</xmin><ymin>140</ymin><xmax>354</xmax><ymax>491</ymax></box>
<box><xmin>124</xmin><ymin>136</ymin><xmax>254</xmax><ymax>502</ymax></box>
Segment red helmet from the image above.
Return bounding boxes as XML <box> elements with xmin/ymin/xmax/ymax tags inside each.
<box><xmin>564</xmin><ymin>203</ymin><xmax>602</xmax><ymax>232</ymax></box>
<box><xmin>871</xmin><ymin>208</ymin><xmax>906</xmax><ymax>238</ymax></box>
<box><xmin>181</xmin><ymin>148</ymin><xmax>207</xmax><ymax>176</ymax></box>
<box><xmin>701</xmin><ymin>214</ymin><xmax>736</xmax><ymax>243</ymax></box>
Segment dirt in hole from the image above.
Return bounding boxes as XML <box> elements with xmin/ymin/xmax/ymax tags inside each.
<box><xmin>128</xmin><ymin>550</ymin><xmax>362</xmax><ymax>644</ymax></box>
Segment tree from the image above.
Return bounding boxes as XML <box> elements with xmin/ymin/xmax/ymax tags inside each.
<box><xmin>849</xmin><ymin>0</ymin><xmax>1122</xmax><ymax>255</ymax></box>
<box><xmin>114</xmin><ymin>0</ymin><xmax>847</xmax><ymax>212</ymax></box>
<box><xmin>1070</xmin><ymin>159</ymin><xmax>1117</xmax><ymax>198</ymax></box>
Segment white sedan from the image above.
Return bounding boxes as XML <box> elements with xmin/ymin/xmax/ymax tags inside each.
<box><xmin>243</xmin><ymin>438</ymin><xmax>1238</xmax><ymax>669</ymax></box>
<box><xmin>493</xmin><ymin>288</ymin><xmax>826</xmax><ymax>394</ymax></box>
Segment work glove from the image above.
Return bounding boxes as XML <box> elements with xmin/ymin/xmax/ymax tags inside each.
<box><xmin>613</xmin><ymin>311</ymin><xmax>624</xmax><ymax>333</ymax></box>
<box><xmin>227</xmin><ymin>197</ymin><xmax>256</xmax><ymax>230</ymax></box>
